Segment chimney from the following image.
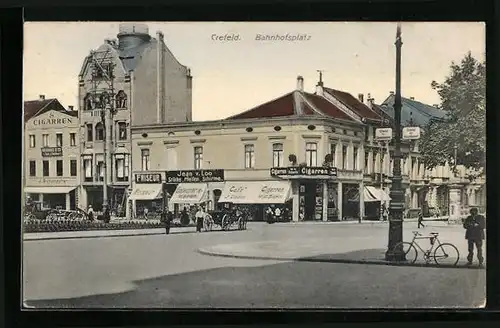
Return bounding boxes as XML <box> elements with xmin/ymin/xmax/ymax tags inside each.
<box><xmin>358</xmin><ymin>93</ymin><xmax>364</xmax><ymax>103</ymax></box>
<box><xmin>68</xmin><ymin>105</ymin><xmax>74</xmax><ymax>111</ymax></box>
<box><xmin>410</xmin><ymin>97</ymin><xmax>415</xmax><ymax>100</ymax></box>
<box><xmin>389</xmin><ymin>91</ymin><xmax>395</xmax><ymax>96</ymax></box>
<box><xmin>433</xmin><ymin>104</ymin><xmax>439</xmax><ymax>108</ymax></box>
<box><xmin>296</xmin><ymin>76</ymin><xmax>304</xmax><ymax>91</ymax></box>
<box><xmin>156</xmin><ymin>30</ymin><xmax>164</xmax><ymax>42</ymax></box>
<box><xmin>39</xmin><ymin>95</ymin><xmax>45</xmax><ymax>101</ymax></box>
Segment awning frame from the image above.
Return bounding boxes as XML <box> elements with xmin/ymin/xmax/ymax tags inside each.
<box><xmin>24</xmin><ymin>186</ymin><xmax>77</xmax><ymax>194</ymax></box>
<box><xmin>128</xmin><ymin>184</ymin><xmax>163</xmax><ymax>200</ymax></box>
<box><xmin>169</xmin><ymin>183</ymin><xmax>208</xmax><ymax>204</ymax></box>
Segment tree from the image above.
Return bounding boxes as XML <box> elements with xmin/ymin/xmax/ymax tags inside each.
<box><xmin>420</xmin><ymin>52</ymin><xmax>485</xmax><ymax>176</ymax></box>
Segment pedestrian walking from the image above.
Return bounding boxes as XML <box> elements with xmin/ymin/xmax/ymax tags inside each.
<box><xmin>418</xmin><ymin>211</ymin><xmax>425</xmax><ymax>229</ymax></box>
<box><xmin>463</xmin><ymin>207</ymin><xmax>486</xmax><ymax>266</ymax></box>
<box><xmin>195</xmin><ymin>206</ymin><xmax>205</xmax><ymax>232</ymax></box>
<box><xmin>161</xmin><ymin>209</ymin><xmax>172</xmax><ymax>234</ymax></box>
<box><xmin>143</xmin><ymin>207</ymin><xmax>149</xmax><ymax>220</ymax></box>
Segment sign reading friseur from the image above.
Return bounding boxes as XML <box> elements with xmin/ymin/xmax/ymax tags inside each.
<box><xmin>135</xmin><ymin>173</ymin><xmax>162</xmax><ymax>184</ymax></box>
<box><xmin>270</xmin><ymin>166</ymin><xmax>338</xmax><ymax>178</ymax></box>
<box><xmin>166</xmin><ymin>169</ymin><xmax>225</xmax><ymax>183</ymax></box>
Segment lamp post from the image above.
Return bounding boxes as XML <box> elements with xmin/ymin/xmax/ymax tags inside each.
<box><xmin>385</xmin><ymin>23</ymin><xmax>406</xmax><ymax>262</ymax></box>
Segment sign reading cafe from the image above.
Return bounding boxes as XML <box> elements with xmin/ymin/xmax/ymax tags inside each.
<box><xmin>166</xmin><ymin>169</ymin><xmax>225</xmax><ymax>183</ymax></box>
<box><xmin>270</xmin><ymin>166</ymin><xmax>337</xmax><ymax>178</ymax></box>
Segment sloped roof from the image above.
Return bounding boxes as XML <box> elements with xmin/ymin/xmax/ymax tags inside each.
<box><xmin>324</xmin><ymin>87</ymin><xmax>383</xmax><ymax>120</ymax></box>
<box><xmin>24</xmin><ymin>98</ymin><xmax>78</xmax><ymax>122</ymax></box>
<box><xmin>302</xmin><ymin>93</ymin><xmax>354</xmax><ymax>121</ymax></box>
<box><xmin>379</xmin><ymin>95</ymin><xmax>446</xmax><ymax>127</ymax></box>
<box><xmin>119</xmin><ymin>41</ymin><xmax>152</xmax><ymax>72</ymax></box>
<box><xmin>227</xmin><ymin>92</ymin><xmax>297</xmax><ymax>119</ymax></box>
<box><xmin>225</xmin><ymin>91</ymin><xmax>356</xmax><ymax>122</ymax></box>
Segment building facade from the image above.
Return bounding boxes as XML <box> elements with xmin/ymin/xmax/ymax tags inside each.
<box><xmin>377</xmin><ymin>95</ymin><xmax>486</xmax><ymax>217</ymax></box>
<box><xmin>129</xmin><ymin>76</ymin><xmax>399</xmax><ymax>221</ymax></box>
<box><xmin>23</xmin><ymin>96</ymin><xmax>80</xmax><ymax>210</ymax></box>
<box><xmin>76</xmin><ymin>23</ymin><xmax>193</xmax><ymax>214</ymax></box>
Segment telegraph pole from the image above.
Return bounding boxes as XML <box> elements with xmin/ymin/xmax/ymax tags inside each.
<box><xmin>89</xmin><ymin>49</ymin><xmax>116</xmax><ymax>213</ymax></box>
<box><xmin>385</xmin><ymin>23</ymin><xmax>406</xmax><ymax>261</ymax></box>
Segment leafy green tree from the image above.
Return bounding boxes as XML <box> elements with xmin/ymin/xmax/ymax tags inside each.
<box><xmin>420</xmin><ymin>52</ymin><xmax>485</xmax><ymax>176</ymax></box>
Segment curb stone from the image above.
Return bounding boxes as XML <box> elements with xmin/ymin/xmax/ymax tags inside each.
<box><xmin>196</xmin><ymin>248</ymin><xmax>485</xmax><ymax>270</ymax></box>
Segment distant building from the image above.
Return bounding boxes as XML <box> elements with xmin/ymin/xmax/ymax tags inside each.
<box><xmin>376</xmin><ymin>94</ymin><xmax>486</xmax><ymax>217</ymax></box>
<box><xmin>23</xmin><ymin>96</ymin><xmax>80</xmax><ymax>210</ymax></box>
<box><xmin>129</xmin><ymin>76</ymin><xmax>397</xmax><ymax>222</ymax></box>
<box><xmin>76</xmin><ymin>23</ymin><xmax>193</xmax><ymax>214</ymax></box>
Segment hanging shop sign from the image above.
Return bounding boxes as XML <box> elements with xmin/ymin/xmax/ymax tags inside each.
<box><xmin>375</xmin><ymin>128</ymin><xmax>393</xmax><ymax>141</ymax></box>
<box><xmin>135</xmin><ymin>173</ymin><xmax>162</xmax><ymax>184</ymax></box>
<box><xmin>166</xmin><ymin>169</ymin><xmax>225</xmax><ymax>183</ymax></box>
<box><xmin>41</xmin><ymin>147</ymin><xmax>63</xmax><ymax>157</ymax></box>
<box><xmin>402</xmin><ymin>127</ymin><xmax>421</xmax><ymax>140</ymax></box>
<box><xmin>270</xmin><ymin>166</ymin><xmax>337</xmax><ymax>178</ymax></box>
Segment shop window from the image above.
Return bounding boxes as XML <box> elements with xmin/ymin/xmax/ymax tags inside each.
<box><xmin>56</xmin><ymin>133</ymin><xmax>63</xmax><ymax>147</ymax></box>
<box><xmin>29</xmin><ymin>161</ymin><xmax>36</xmax><ymax>177</ymax></box>
<box><xmin>245</xmin><ymin>144</ymin><xmax>255</xmax><ymax>169</ymax></box>
<box><xmin>142</xmin><ymin>149</ymin><xmax>151</xmax><ymax>171</ymax></box>
<box><xmin>353</xmin><ymin>147</ymin><xmax>359</xmax><ymax>170</ymax></box>
<box><xmin>56</xmin><ymin>160</ymin><xmax>63</xmax><ymax>176</ymax></box>
<box><xmin>87</xmin><ymin>124</ymin><xmax>93</xmax><ymax>142</ymax></box>
<box><xmin>118</xmin><ymin>122</ymin><xmax>127</xmax><ymax>140</ymax></box>
<box><xmin>342</xmin><ymin>145</ymin><xmax>348</xmax><ymax>169</ymax></box>
<box><xmin>70</xmin><ymin>160</ymin><xmax>77</xmax><ymax>177</ymax></box>
<box><xmin>83</xmin><ymin>157</ymin><xmax>93</xmax><ymax>182</ymax></box>
<box><xmin>70</xmin><ymin>133</ymin><xmax>76</xmax><ymax>146</ymax></box>
<box><xmin>272</xmin><ymin>143</ymin><xmax>284</xmax><ymax>167</ymax></box>
<box><xmin>305</xmin><ymin>142</ymin><xmax>317</xmax><ymax>167</ymax></box>
<box><xmin>95</xmin><ymin>122</ymin><xmax>104</xmax><ymax>141</ymax></box>
<box><xmin>96</xmin><ymin>155</ymin><xmax>104</xmax><ymax>181</ymax></box>
<box><xmin>115</xmin><ymin>154</ymin><xmax>129</xmax><ymax>182</ymax></box>
<box><xmin>29</xmin><ymin>135</ymin><xmax>36</xmax><ymax>148</ymax></box>
<box><xmin>194</xmin><ymin>146</ymin><xmax>203</xmax><ymax>169</ymax></box>
<box><xmin>43</xmin><ymin>160</ymin><xmax>49</xmax><ymax>177</ymax></box>
<box><xmin>42</xmin><ymin>134</ymin><xmax>49</xmax><ymax>147</ymax></box>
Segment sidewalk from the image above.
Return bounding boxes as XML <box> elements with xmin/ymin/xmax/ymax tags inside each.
<box><xmin>198</xmin><ymin>236</ymin><xmax>485</xmax><ymax>269</ymax></box>
<box><xmin>273</xmin><ymin>218</ymin><xmax>453</xmax><ymax>226</ymax></box>
<box><xmin>24</xmin><ymin>226</ymin><xmax>196</xmax><ymax>241</ymax></box>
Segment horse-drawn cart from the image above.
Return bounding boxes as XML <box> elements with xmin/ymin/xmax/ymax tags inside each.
<box><xmin>203</xmin><ymin>210</ymin><xmax>248</xmax><ymax>232</ymax></box>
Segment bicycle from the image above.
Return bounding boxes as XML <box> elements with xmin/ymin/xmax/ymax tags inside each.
<box><xmin>392</xmin><ymin>231</ymin><xmax>460</xmax><ymax>266</ymax></box>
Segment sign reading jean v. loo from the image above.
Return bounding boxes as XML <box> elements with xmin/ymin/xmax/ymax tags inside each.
<box><xmin>166</xmin><ymin>169</ymin><xmax>224</xmax><ymax>183</ymax></box>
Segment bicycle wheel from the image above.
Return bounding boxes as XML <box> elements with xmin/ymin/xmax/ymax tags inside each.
<box><xmin>392</xmin><ymin>242</ymin><xmax>418</xmax><ymax>264</ymax></box>
<box><xmin>433</xmin><ymin>243</ymin><xmax>460</xmax><ymax>266</ymax></box>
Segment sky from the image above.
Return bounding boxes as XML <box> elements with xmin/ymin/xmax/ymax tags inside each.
<box><xmin>24</xmin><ymin>22</ymin><xmax>485</xmax><ymax>121</ymax></box>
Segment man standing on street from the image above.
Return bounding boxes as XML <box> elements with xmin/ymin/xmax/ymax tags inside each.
<box><xmin>463</xmin><ymin>207</ymin><xmax>486</xmax><ymax>266</ymax></box>
<box><xmin>195</xmin><ymin>206</ymin><xmax>205</xmax><ymax>232</ymax></box>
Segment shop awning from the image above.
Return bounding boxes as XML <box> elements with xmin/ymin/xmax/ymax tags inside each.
<box><xmin>349</xmin><ymin>186</ymin><xmax>391</xmax><ymax>202</ymax></box>
<box><xmin>169</xmin><ymin>183</ymin><xmax>208</xmax><ymax>204</ymax></box>
<box><xmin>219</xmin><ymin>181</ymin><xmax>292</xmax><ymax>204</ymax></box>
<box><xmin>24</xmin><ymin>186</ymin><xmax>76</xmax><ymax>194</ymax></box>
<box><xmin>128</xmin><ymin>185</ymin><xmax>163</xmax><ymax>200</ymax></box>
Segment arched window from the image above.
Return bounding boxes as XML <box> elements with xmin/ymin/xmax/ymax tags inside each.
<box><xmin>115</xmin><ymin>90</ymin><xmax>128</xmax><ymax>109</ymax></box>
<box><xmin>84</xmin><ymin>93</ymin><xmax>93</xmax><ymax>110</ymax></box>
<box><xmin>95</xmin><ymin>122</ymin><xmax>105</xmax><ymax>141</ymax></box>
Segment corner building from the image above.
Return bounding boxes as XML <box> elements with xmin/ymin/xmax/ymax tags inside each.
<box><xmin>76</xmin><ymin>23</ymin><xmax>192</xmax><ymax>214</ymax></box>
<box><xmin>130</xmin><ymin>76</ymin><xmax>393</xmax><ymax>221</ymax></box>
<box><xmin>23</xmin><ymin>96</ymin><xmax>80</xmax><ymax>209</ymax></box>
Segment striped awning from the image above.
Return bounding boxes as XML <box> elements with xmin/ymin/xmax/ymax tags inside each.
<box><xmin>349</xmin><ymin>186</ymin><xmax>391</xmax><ymax>202</ymax></box>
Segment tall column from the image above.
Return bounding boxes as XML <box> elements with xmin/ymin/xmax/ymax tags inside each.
<box><xmin>359</xmin><ymin>181</ymin><xmax>365</xmax><ymax>221</ymax></box>
<box><xmin>292</xmin><ymin>182</ymin><xmax>299</xmax><ymax>222</ymax></box>
<box><xmin>322</xmin><ymin>181</ymin><xmax>328</xmax><ymax>222</ymax></box>
<box><xmin>337</xmin><ymin>182</ymin><xmax>343</xmax><ymax>220</ymax></box>
<box><xmin>368</xmin><ymin>151</ymin><xmax>373</xmax><ymax>174</ymax></box>
<box><xmin>39</xmin><ymin>193</ymin><xmax>44</xmax><ymax>204</ymax></box>
<box><xmin>65</xmin><ymin>193</ymin><xmax>71</xmax><ymax>210</ymax></box>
